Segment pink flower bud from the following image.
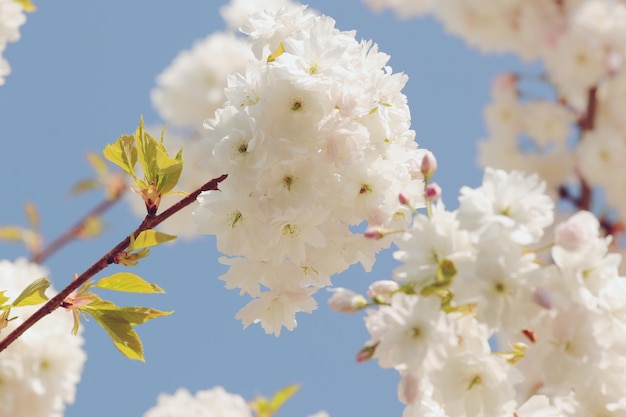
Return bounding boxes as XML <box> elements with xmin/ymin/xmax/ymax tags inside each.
<box><xmin>328</xmin><ymin>288</ymin><xmax>367</xmax><ymax>313</ymax></box>
<box><xmin>398</xmin><ymin>193</ymin><xmax>410</xmax><ymax>205</ymax></box>
<box><xmin>424</xmin><ymin>183</ymin><xmax>441</xmax><ymax>201</ymax></box>
<box><xmin>355</xmin><ymin>342</ymin><xmax>377</xmax><ymax>363</ymax></box>
<box><xmin>364</xmin><ymin>226</ymin><xmax>384</xmax><ymax>240</ymax></box>
<box><xmin>420</xmin><ymin>151</ymin><xmax>437</xmax><ymax>177</ymax></box>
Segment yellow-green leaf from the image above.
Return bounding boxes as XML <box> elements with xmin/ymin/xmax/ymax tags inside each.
<box><xmin>87</xmin><ymin>151</ymin><xmax>109</xmax><ymax>178</ymax></box>
<box><xmin>115</xmin><ymin>307</ymin><xmax>173</xmax><ymax>325</ymax></box>
<box><xmin>24</xmin><ymin>202</ymin><xmax>39</xmax><ymax>230</ymax></box>
<box><xmin>0</xmin><ymin>291</ymin><xmax>11</xmax><ymax>308</ymax></box>
<box><xmin>77</xmin><ymin>216</ymin><xmax>104</xmax><ymax>239</ymax></box>
<box><xmin>12</xmin><ymin>277</ymin><xmax>50</xmax><ymax>307</ymax></box>
<box><xmin>0</xmin><ymin>226</ymin><xmax>24</xmax><ymax>241</ymax></box>
<box><xmin>269</xmin><ymin>384</ymin><xmax>300</xmax><ymax>411</ymax></box>
<box><xmin>85</xmin><ymin>306</ymin><xmax>144</xmax><ymax>362</ymax></box>
<box><xmin>250</xmin><ymin>385</ymin><xmax>300</xmax><ymax>417</ymax></box>
<box><xmin>14</xmin><ymin>0</ymin><xmax>36</xmax><ymax>12</ymax></box>
<box><xmin>68</xmin><ymin>179</ymin><xmax>101</xmax><ymax>196</ymax></box>
<box><xmin>95</xmin><ymin>272</ymin><xmax>164</xmax><ymax>294</ymax></box>
<box><xmin>130</xmin><ymin>230</ymin><xmax>176</xmax><ymax>250</ymax></box>
<box><xmin>103</xmin><ymin>134</ymin><xmax>137</xmax><ymax>177</ymax></box>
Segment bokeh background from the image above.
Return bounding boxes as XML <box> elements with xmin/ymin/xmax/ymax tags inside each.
<box><xmin>0</xmin><ymin>1</ymin><xmax>528</xmax><ymax>416</ymax></box>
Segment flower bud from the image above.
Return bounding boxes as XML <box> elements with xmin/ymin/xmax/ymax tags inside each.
<box><xmin>328</xmin><ymin>288</ymin><xmax>367</xmax><ymax>313</ymax></box>
<box><xmin>355</xmin><ymin>342</ymin><xmax>377</xmax><ymax>363</ymax></box>
<box><xmin>424</xmin><ymin>183</ymin><xmax>442</xmax><ymax>201</ymax></box>
<box><xmin>364</xmin><ymin>226</ymin><xmax>385</xmax><ymax>240</ymax></box>
<box><xmin>368</xmin><ymin>280</ymin><xmax>399</xmax><ymax>304</ymax></box>
<box><xmin>420</xmin><ymin>151</ymin><xmax>437</xmax><ymax>178</ymax></box>
<box><xmin>398</xmin><ymin>193</ymin><xmax>410</xmax><ymax>205</ymax></box>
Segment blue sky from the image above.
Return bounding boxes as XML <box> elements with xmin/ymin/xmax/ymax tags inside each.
<box><xmin>0</xmin><ymin>1</ymin><xmax>529</xmax><ymax>416</ymax></box>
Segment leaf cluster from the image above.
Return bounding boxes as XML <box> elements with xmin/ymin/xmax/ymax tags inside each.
<box><xmin>103</xmin><ymin>118</ymin><xmax>183</xmax><ymax>215</ymax></box>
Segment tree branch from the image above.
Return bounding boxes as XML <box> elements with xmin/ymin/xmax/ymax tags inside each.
<box><xmin>0</xmin><ymin>174</ymin><xmax>227</xmax><ymax>353</ymax></box>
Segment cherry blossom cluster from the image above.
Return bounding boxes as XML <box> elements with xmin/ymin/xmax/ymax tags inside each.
<box><xmin>331</xmin><ymin>167</ymin><xmax>626</xmax><ymax>416</ymax></box>
<box><xmin>143</xmin><ymin>386</ymin><xmax>328</xmax><ymax>417</ymax></box>
<box><xmin>364</xmin><ymin>0</ymin><xmax>626</xmax><ymax>257</ymax></box>
<box><xmin>0</xmin><ymin>259</ymin><xmax>86</xmax><ymax>417</ymax></box>
<box><xmin>0</xmin><ymin>0</ymin><xmax>26</xmax><ymax>85</ymax></box>
<box><xmin>130</xmin><ymin>1</ymin><xmax>303</xmax><ymax>238</ymax></box>
<box><xmin>192</xmin><ymin>4</ymin><xmax>427</xmax><ymax>336</ymax></box>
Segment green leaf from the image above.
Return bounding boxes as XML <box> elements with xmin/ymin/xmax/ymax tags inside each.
<box><xmin>85</xmin><ymin>306</ymin><xmax>145</xmax><ymax>362</ymax></box>
<box><xmin>12</xmin><ymin>277</ymin><xmax>50</xmax><ymax>307</ymax></box>
<box><xmin>130</xmin><ymin>230</ymin><xmax>176</xmax><ymax>250</ymax></box>
<box><xmin>68</xmin><ymin>179</ymin><xmax>101</xmax><ymax>196</ymax></box>
<box><xmin>95</xmin><ymin>272</ymin><xmax>165</xmax><ymax>294</ymax></box>
<box><xmin>24</xmin><ymin>202</ymin><xmax>39</xmax><ymax>230</ymax></box>
<box><xmin>250</xmin><ymin>385</ymin><xmax>300</xmax><ymax>417</ymax></box>
<box><xmin>115</xmin><ymin>306</ymin><xmax>173</xmax><ymax>325</ymax></box>
<box><xmin>87</xmin><ymin>151</ymin><xmax>109</xmax><ymax>179</ymax></box>
<box><xmin>269</xmin><ymin>384</ymin><xmax>300</xmax><ymax>412</ymax></box>
<box><xmin>85</xmin><ymin>299</ymin><xmax>172</xmax><ymax>325</ymax></box>
<box><xmin>15</xmin><ymin>0</ymin><xmax>36</xmax><ymax>12</ymax></box>
<box><xmin>103</xmin><ymin>134</ymin><xmax>137</xmax><ymax>177</ymax></box>
<box><xmin>135</xmin><ymin>118</ymin><xmax>159</xmax><ymax>184</ymax></box>
<box><xmin>0</xmin><ymin>226</ymin><xmax>24</xmax><ymax>241</ymax></box>
<box><xmin>0</xmin><ymin>291</ymin><xmax>11</xmax><ymax>308</ymax></box>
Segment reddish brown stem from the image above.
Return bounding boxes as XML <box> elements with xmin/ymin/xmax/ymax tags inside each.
<box><xmin>0</xmin><ymin>174</ymin><xmax>227</xmax><ymax>353</ymax></box>
<box><xmin>31</xmin><ymin>195</ymin><xmax>123</xmax><ymax>264</ymax></box>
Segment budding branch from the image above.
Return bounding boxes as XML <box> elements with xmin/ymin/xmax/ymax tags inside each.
<box><xmin>0</xmin><ymin>174</ymin><xmax>228</xmax><ymax>353</ymax></box>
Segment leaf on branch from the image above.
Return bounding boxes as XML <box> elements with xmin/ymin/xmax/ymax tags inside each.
<box><xmin>0</xmin><ymin>226</ymin><xmax>24</xmax><ymax>241</ymax></box>
<box><xmin>129</xmin><ymin>230</ymin><xmax>177</xmax><ymax>250</ymax></box>
<box><xmin>249</xmin><ymin>384</ymin><xmax>300</xmax><ymax>417</ymax></box>
<box><xmin>269</xmin><ymin>384</ymin><xmax>300</xmax><ymax>412</ymax></box>
<box><xmin>83</xmin><ymin>299</ymin><xmax>173</xmax><ymax>361</ymax></box>
<box><xmin>68</xmin><ymin>179</ymin><xmax>101</xmax><ymax>196</ymax></box>
<box><xmin>87</xmin><ymin>151</ymin><xmax>109</xmax><ymax>179</ymax></box>
<box><xmin>103</xmin><ymin>134</ymin><xmax>137</xmax><ymax>177</ymax></box>
<box><xmin>0</xmin><ymin>291</ymin><xmax>11</xmax><ymax>308</ymax></box>
<box><xmin>94</xmin><ymin>272</ymin><xmax>165</xmax><ymax>294</ymax></box>
<box><xmin>24</xmin><ymin>202</ymin><xmax>39</xmax><ymax>230</ymax></box>
<box><xmin>12</xmin><ymin>277</ymin><xmax>50</xmax><ymax>307</ymax></box>
<box><xmin>15</xmin><ymin>0</ymin><xmax>36</xmax><ymax>12</ymax></box>
<box><xmin>85</xmin><ymin>304</ymin><xmax>145</xmax><ymax>362</ymax></box>
<box><xmin>76</xmin><ymin>215</ymin><xmax>105</xmax><ymax>239</ymax></box>
<box><xmin>134</xmin><ymin>118</ymin><xmax>184</xmax><ymax>197</ymax></box>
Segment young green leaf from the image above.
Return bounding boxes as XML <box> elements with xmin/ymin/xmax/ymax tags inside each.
<box><xmin>269</xmin><ymin>384</ymin><xmax>300</xmax><ymax>411</ymax></box>
<box><xmin>0</xmin><ymin>291</ymin><xmax>11</xmax><ymax>308</ymax></box>
<box><xmin>0</xmin><ymin>226</ymin><xmax>24</xmax><ymax>242</ymax></box>
<box><xmin>129</xmin><ymin>230</ymin><xmax>177</xmax><ymax>250</ymax></box>
<box><xmin>85</xmin><ymin>306</ymin><xmax>145</xmax><ymax>362</ymax></box>
<box><xmin>68</xmin><ymin>178</ymin><xmax>101</xmax><ymax>196</ymax></box>
<box><xmin>12</xmin><ymin>277</ymin><xmax>50</xmax><ymax>307</ymax></box>
<box><xmin>250</xmin><ymin>385</ymin><xmax>300</xmax><ymax>417</ymax></box>
<box><xmin>94</xmin><ymin>272</ymin><xmax>165</xmax><ymax>294</ymax></box>
<box><xmin>114</xmin><ymin>306</ymin><xmax>173</xmax><ymax>326</ymax></box>
<box><xmin>103</xmin><ymin>134</ymin><xmax>137</xmax><ymax>177</ymax></box>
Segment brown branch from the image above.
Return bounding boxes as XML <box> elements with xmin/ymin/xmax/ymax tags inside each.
<box><xmin>31</xmin><ymin>195</ymin><xmax>123</xmax><ymax>264</ymax></box>
<box><xmin>571</xmin><ymin>86</ymin><xmax>598</xmax><ymax>211</ymax></box>
<box><xmin>0</xmin><ymin>174</ymin><xmax>228</xmax><ymax>353</ymax></box>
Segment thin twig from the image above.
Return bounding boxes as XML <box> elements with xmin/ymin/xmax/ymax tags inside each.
<box><xmin>0</xmin><ymin>174</ymin><xmax>227</xmax><ymax>353</ymax></box>
<box><xmin>31</xmin><ymin>195</ymin><xmax>123</xmax><ymax>264</ymax></box>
